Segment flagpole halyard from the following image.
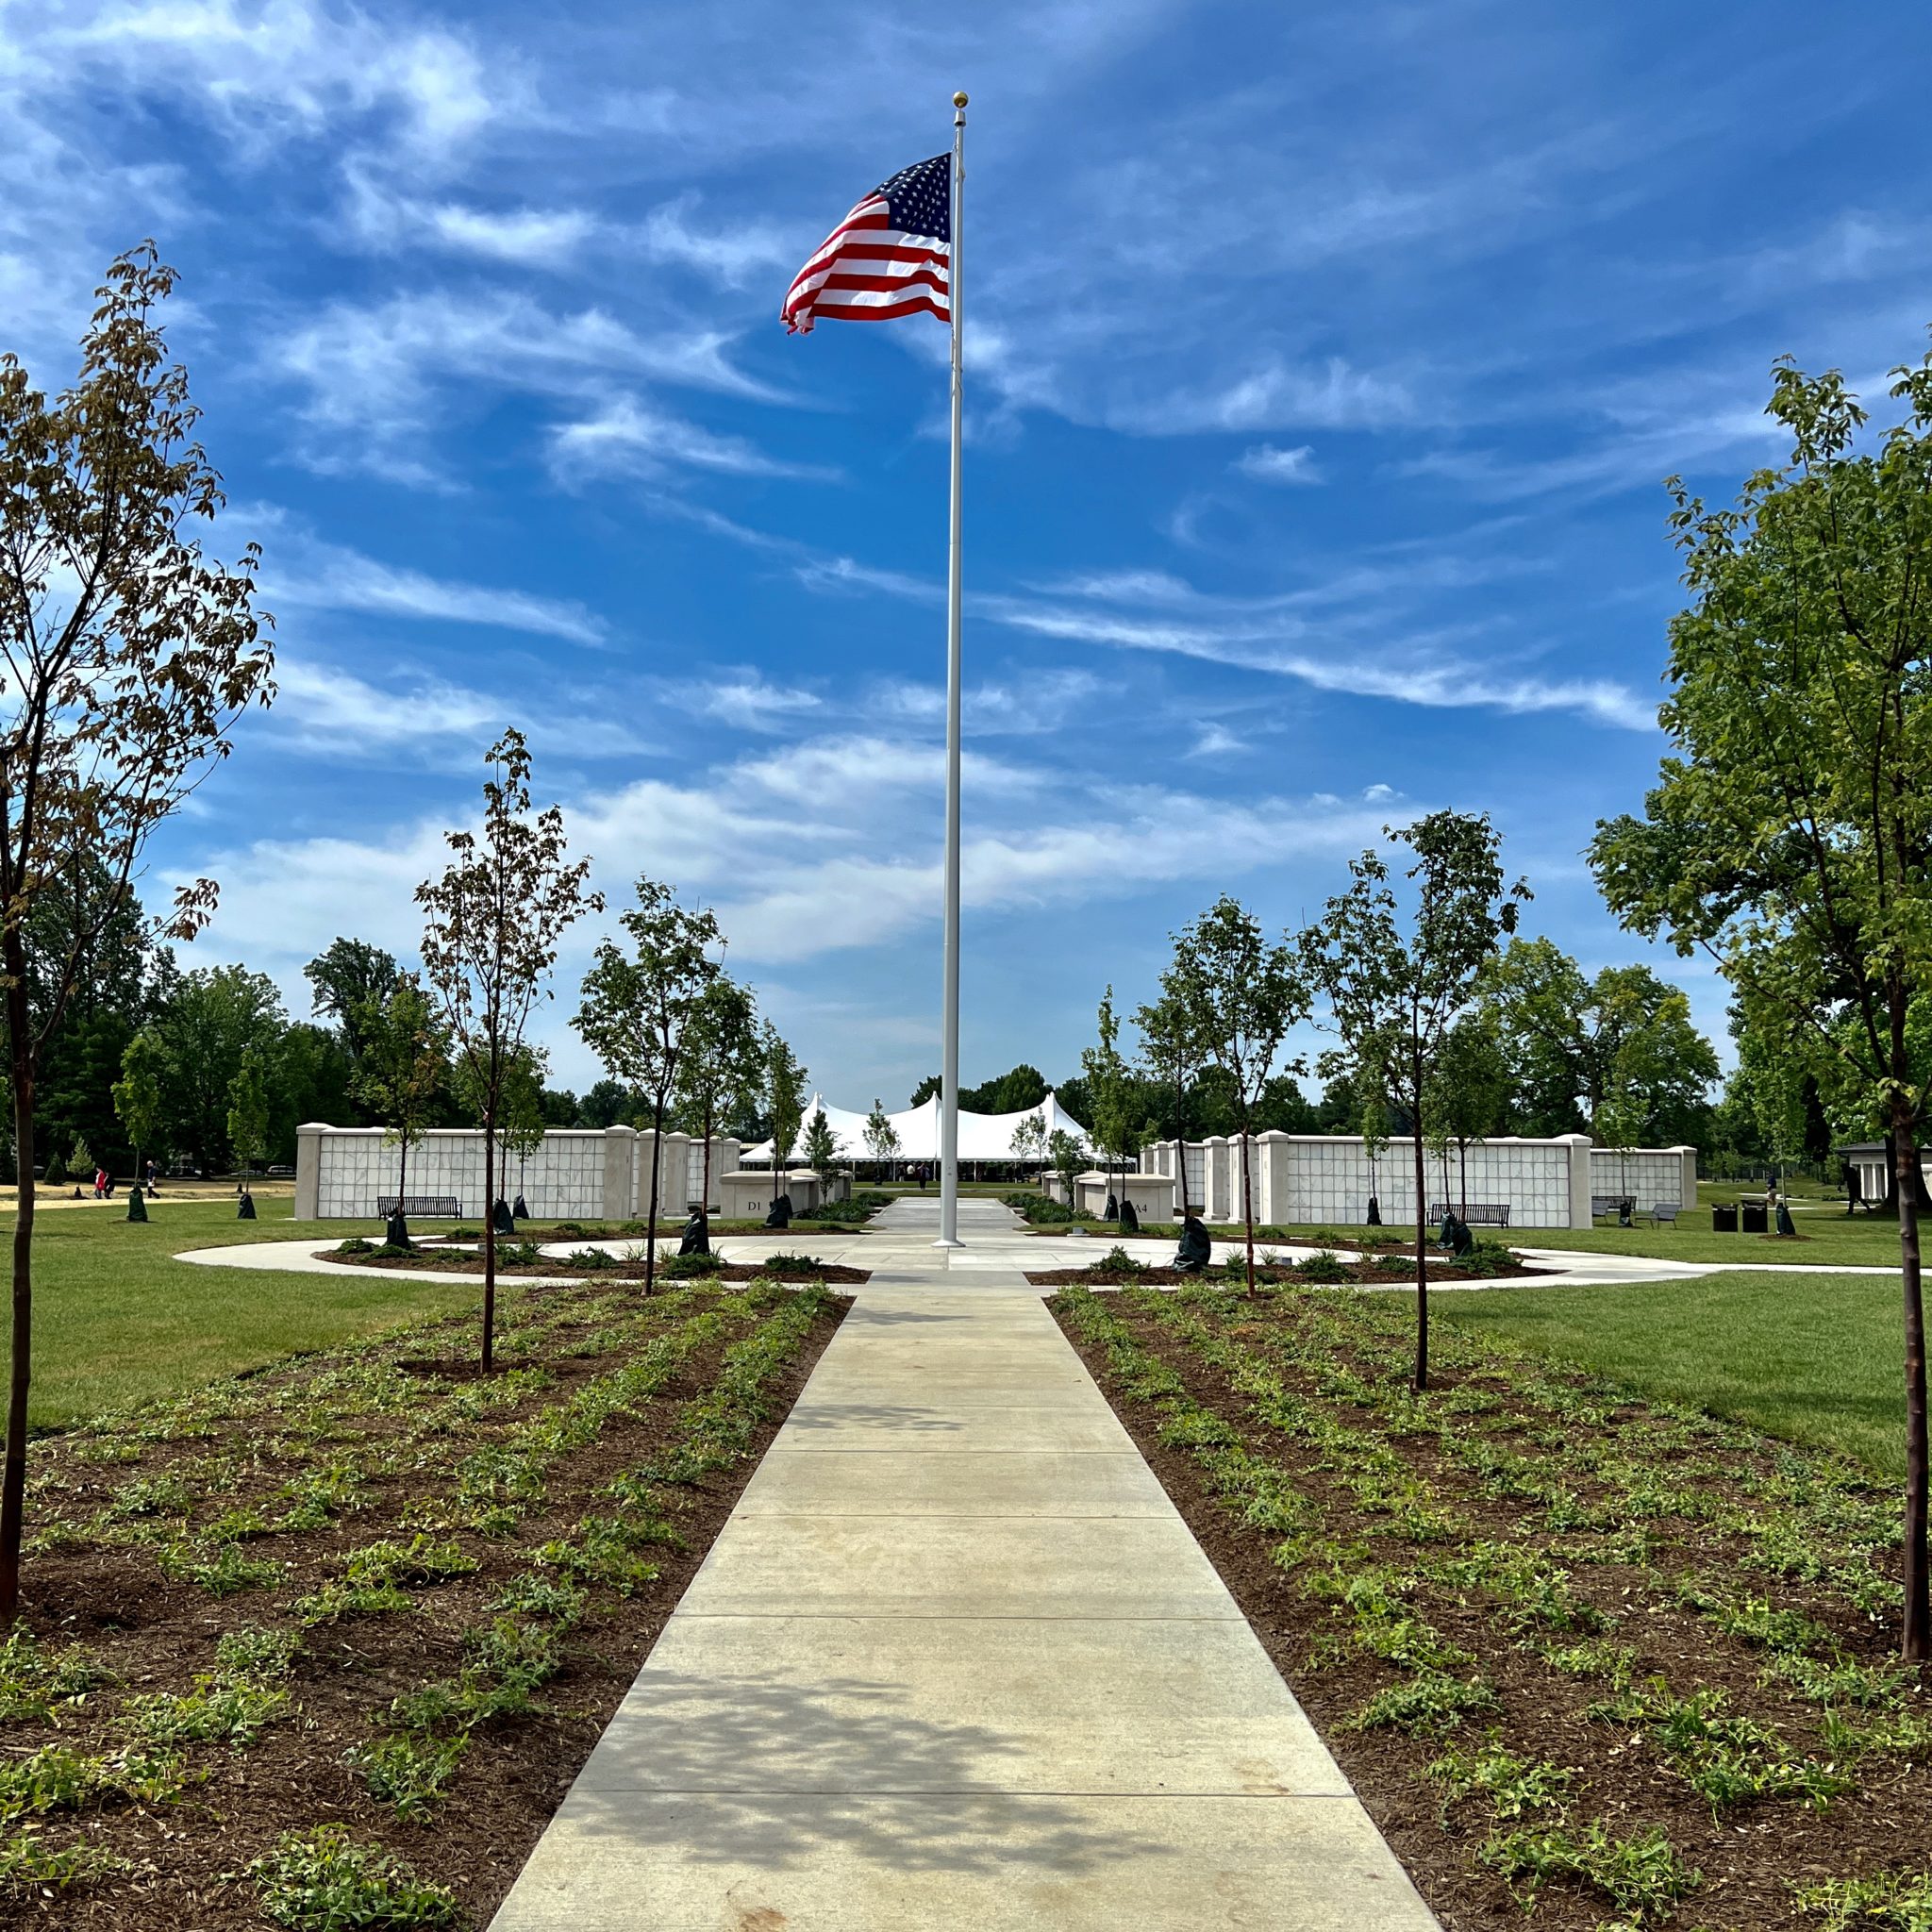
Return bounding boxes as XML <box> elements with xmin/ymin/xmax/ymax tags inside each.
<box><xmin>935</xmin><ymin>89</ymin><xmax>967</xmax><ymax>1251</ymax></box>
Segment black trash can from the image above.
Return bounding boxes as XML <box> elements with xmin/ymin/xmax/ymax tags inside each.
<box><xmin>1740</xmin><ymin>1201</ymin><xmax>1768</xmax><ymax>1234</ymax></box>
<box><xmin>1711</xmin><ymin>1203</ymin><xmax>1738</xmax><ymax>1233</ymax></box>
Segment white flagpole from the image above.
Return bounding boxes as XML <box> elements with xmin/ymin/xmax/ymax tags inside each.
<box><xmin>935</xmin><ymin>89</ymin><xmax>967</xmax><ymax>1251</ymax></box>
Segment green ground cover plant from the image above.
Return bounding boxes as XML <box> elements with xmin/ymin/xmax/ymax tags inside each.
<box><xmin>0</xmin><ymin>1268</ymin><xmax>842</xmax><ymax>1925</ymax></box>
<box><xmin>249</xmin><ymin>1824</ymin><xmax>458</xmax><ymax>1929</ymax></box>
<box><xmin>1054</xmin><ymin>1279</ymin><xmax>1931</xmax><ymax>1930</ymax></box>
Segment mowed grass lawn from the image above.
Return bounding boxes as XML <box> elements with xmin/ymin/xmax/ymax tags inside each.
<box><xmin>0</xmin><ymin>1197</ymin><xmax>474</xmax><ymax>1429</ymax></box>
<box><xmin>1440</xmin><ymin>1269</ymin><xmax>1915</xmax><ymax>1478</ymax></box>
<box><xmin>1236</xmin><ymin>1202</ymin><xmax>1911</xmax><ymax>1269</ymax></box>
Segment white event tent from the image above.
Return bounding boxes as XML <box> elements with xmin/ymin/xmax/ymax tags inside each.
<box><xmin>741</xmin><ymin>1090</ymin><xmax>1090</xmax><ymax>1166</ymax></box>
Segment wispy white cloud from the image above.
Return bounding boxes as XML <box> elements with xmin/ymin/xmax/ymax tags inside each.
<box><xmin>341</xmin><ymin>167</ymin><xmax>592</xmax><ymax>266</ymax></box>
<box><xmin>1110</xmin><ymin>357</ymin><xmax>1417</xmax><ymax>436</ymax></box>
<box><xmin>864</xmin><ymin>669</ymin><xmax>1104</xmax><ymax>737</ymax></box>
<box><xmin>549</xmin><ymin>395</ymin><xmax>834</xmax><ymax>483</ymax></box>
<box><xmin>265</xmin><ymin>291</ymin><xmax>786</xmax><ymax>479</ymax></box>
<box><xmin>662</xmin><ymin>672</ymin><xmax>824</xmax><ymax>732</ymax></box>
<box><xmin>1189</xmin><ymin>723</ymin><xmax>1246</xmax><ymax>758</ymax></box>
<box><xmin>267</xmin><ymin>658</ymin><xmax>640</xmax><ymax>762</ymax></box>
<box><xmin>254</xmin><ymin>510</ymin><xmax>607</xmax><ymax>643</ymax></box>
<box><xmin>1235</xmin><ymin>442</ymin><xmax>1322</xmax><ymax>484</ymax></box>
<box><xmin>183</xmin><ymin>738</ymin><xmax>1390</xmax><ymax>976</ymax></box>
<box><xmin>46</xmin><ymin>0</ymin><xmax>502</xmax><ymax>165</ymax></box>
<box><xmin>1396</xmin><ymin>400</ymin><xmax>1790</xmax><ymax>504</ymax></box>
<box><xmin>639</xmin><ymin>194</ymin><xmax>796</xmax><ymax>288</ymax></box>
<box><xmin>987</xmin><ymin>591</ymin><xmax>1657</xmax><ymax>731</ymax></box>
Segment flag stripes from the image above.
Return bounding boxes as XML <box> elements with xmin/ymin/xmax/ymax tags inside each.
<box><xmin>782</xmin><ymin>157</ymin><xmax>952</xmax><ymax>335</ymax></box>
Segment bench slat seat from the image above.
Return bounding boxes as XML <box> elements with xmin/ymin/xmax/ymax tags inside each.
<box><xmin>377</xmin><ymin>1195</ymin><xmax>462</xmax><ymax>1219</ymax></box>
<box><xmin>1427</xmin><ymin>1202</ymin><xmax>1510</xmax><ymax>1227</ymax></box>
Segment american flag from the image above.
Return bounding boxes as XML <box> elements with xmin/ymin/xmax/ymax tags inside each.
<box><xmin>782</xmin><ymin>154</ymin><xmax>951</xmax><ymax>335</ymax></box>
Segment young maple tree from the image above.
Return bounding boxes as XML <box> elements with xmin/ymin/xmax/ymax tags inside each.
<box><xmin>1171</xmin><ymin>898</ymin><xmax>1307</xmax><ymax>1293</ymax></box>
<box><xmin>351</xmin><ymin>972</ymin><xmax>446</xmax><ymax>1245</ymax></box>
<box><xmin>672</xmin><ymin>973</ymin><xmax>759</xmax><ymax>1243</ymax></box>
<box><xmin>418</xmin><ymin>730</ymin><xmax>597</xmax><ymax>1368</ymax></box>
<box><xmin>575</xmin><ymin>877</ymin><xmax>720</xmax><ymax>1295</ymax></box>
<box><xmin>1137</xmin><ymin>984</ymin><xmax>1205</xmax><ymax>1218</ymax></box>
<box><xmin>0</xmin><ymin>245</ymin><xmax>275</xmax><ymax>1616</ymax></box>
<box><xmin>1305</xmin><ymin>812</ymin><xmax>1527</xmax><ymax>1389</ymax></box>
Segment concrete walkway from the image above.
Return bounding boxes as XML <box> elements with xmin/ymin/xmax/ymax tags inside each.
<box><xmin>180</xmin><ymin>1221</ymin><xmax>1907</xmax><ymax>1292</ymax></box>
<box><xmin>486</xmin><ymin>1197</ymin><xmax>1440</xmax><ymax>1931</ymax></box>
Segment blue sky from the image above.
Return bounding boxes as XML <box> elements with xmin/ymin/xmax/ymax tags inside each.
<box><xmin>6</xmin><ymin>0</ymin><xmax>1928</xmax><ymax>1103</ymax></box>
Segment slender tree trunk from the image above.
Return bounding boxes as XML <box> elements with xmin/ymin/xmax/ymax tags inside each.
<box><xmin>1174</xmin><ymin>1066</ymin><xmax>1190</xmax><ymax>1217</ymax></box>
<box><xmin>644</xmin><ymin>1086</ymin><xmax>667</xmax><ymax>1296</ymax></box>
<box><xmin>396</xmin><ymin>1132</ymin><xmax>409</xmax><ymax>1244</ymax></box>
<box><xmin>1458</xmin><ymin>1138</ymin><xmax>1468</xmax><ymax>1218</ymax></box>
<box><xmin>700</xmin><ymin>1091</ymin><xmax>715</xmax><ymax>1243</ymax></box>
<box><xmin>1240</xmin><ymin>1124</ymin><xmax>1257</xmax><ymax>1297</ymax></box>
<box><xmin>1411</xmin><ymin>1099</ymin><xmax>1430</xmax><ymax>1392</ymax></box>
<box><xmin>1896</xmin><ymin>1100</ymin><xmax>1929</xmax><ymax>1660</ymax></box>
<box><xmin>0</xmin><ymin>1009</ymin><xmax>33</xmax><ymax>1624</ymax></box>
<box><xmin>481</xmin><ymin>1119</ymin><xmax>496</xmax><ymax>1374</ymax></box>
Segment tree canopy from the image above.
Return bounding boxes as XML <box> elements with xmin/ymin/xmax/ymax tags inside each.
<box><xmin>1590</xmin><ymin>344</ymin><xmax>1932</xmax><ymax>1657</ymax></box>
<box><xmin>1477</xmin><ymin>936</ymin><xmax>1719</xmax><ymax>1145</ymax></box>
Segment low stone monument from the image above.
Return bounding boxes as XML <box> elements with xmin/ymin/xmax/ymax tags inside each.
<box><xmin>1174</xmin><ymin>1216</ymin><xmax>1211</xmax><ymax>1273</ymax></box>
<box><xmin>720</xmin><ymin>1171</ymin><xmax>822</xmax><ymax>1221</ymax></box>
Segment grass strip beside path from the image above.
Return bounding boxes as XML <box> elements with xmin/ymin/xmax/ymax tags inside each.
<box><xmin>0</xmin><ymin>1201</ymin><xmax>478</xmax><ymax>1429</ymax></box>
<box><xmin>1440</xmin><ymin>1271</ymin><xmax>1912</xmax><ymax>1479</ymax></box>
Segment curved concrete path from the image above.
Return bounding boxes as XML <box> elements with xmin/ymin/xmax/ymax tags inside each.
<box><xmin>179</xmin><ymin>1224</ymin><xmax>1905</xmax><ymax>1294</ymax></box>
<box><xmin>484</xmin><ymin>1196</ymin><xmax>1441</xmax><ymax>1931</ymax></box>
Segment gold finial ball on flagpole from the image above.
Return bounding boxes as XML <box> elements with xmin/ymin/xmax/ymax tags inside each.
<box><xmin>953</xmin><ymin>91</ymin><xmax>968</xmax><ymax>107</ymax></box>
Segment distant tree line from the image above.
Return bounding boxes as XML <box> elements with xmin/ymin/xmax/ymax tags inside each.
<box><xmin>907</xmin><ymin>933</ymin><xmax>1724</xmax><ymax>1164</ymax></box>
<box><xmin>0</xmin><ymin>910</ymin><xmax>788</xmax><ymax>1186</ymax></box>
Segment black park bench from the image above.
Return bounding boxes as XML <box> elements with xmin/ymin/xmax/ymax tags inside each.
<box><xmin>377</xmin><ymin>1195</ymin><xmax>462</xmax><ymax>1219</ymax></box>
<box><xmin>1428</xmin><ymin>1202</ymin><xmax>1511</xmax><ymax>1228</ymax></box>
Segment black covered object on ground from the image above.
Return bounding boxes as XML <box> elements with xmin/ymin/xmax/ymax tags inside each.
<box><xmin>1120</xmin><ymin>1198</ymin><xmax>1140</xmax><ymax>1233</ymax></box>
<box><xmin>678</xmin><ymin>1210</ymin><xmax>710</xmax><ymax>1256</ymax></box>
<box><xmin>1174</xmin><ymin>1216</ymin><xmax>1211</xmax><ymax>1273</ymax></box>
<box><xmin>237</xmin><ymin>1191</ymin><xmax>256</xmax><ymax>1221</ymax></box>
<box><xmin>385</xmin><ymin>1212</ymin><xmax>411</xmax><ymax>1250</ymax></box>
<box><xmin>512</xmin><ymin>1193</ymin><xmax>529</xmax><ymax>1221</ymax></box>
<box><xmin>125</xmin><ymin>1190</ymin><xmax>147</xmax><ymax>1223</ymax></box>
<box><xmin>492</xmin><ymin>1198</ymin><xmax>515</xmax><ymax>1236</ymax></box>
<box><xmin>764</xmin><ymin>1193</ymin><xmax>792</xmax><ymax>1229</ymax></box>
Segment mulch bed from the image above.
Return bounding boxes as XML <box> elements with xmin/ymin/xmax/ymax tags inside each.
<box><xmin>323</xmin><ymin>1249</ymin><xmax>872</xmax><ymax>1285</ymax></box>
<box><xmin>1052</xmin><ymin>1281</ymin><xmax>1932</xmax><ymax>1931</ymax></box>
<box><xmin>0</xmin><ymin>1278</ymin><xmax>847</xmax><ymax>1928</ymax></box>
